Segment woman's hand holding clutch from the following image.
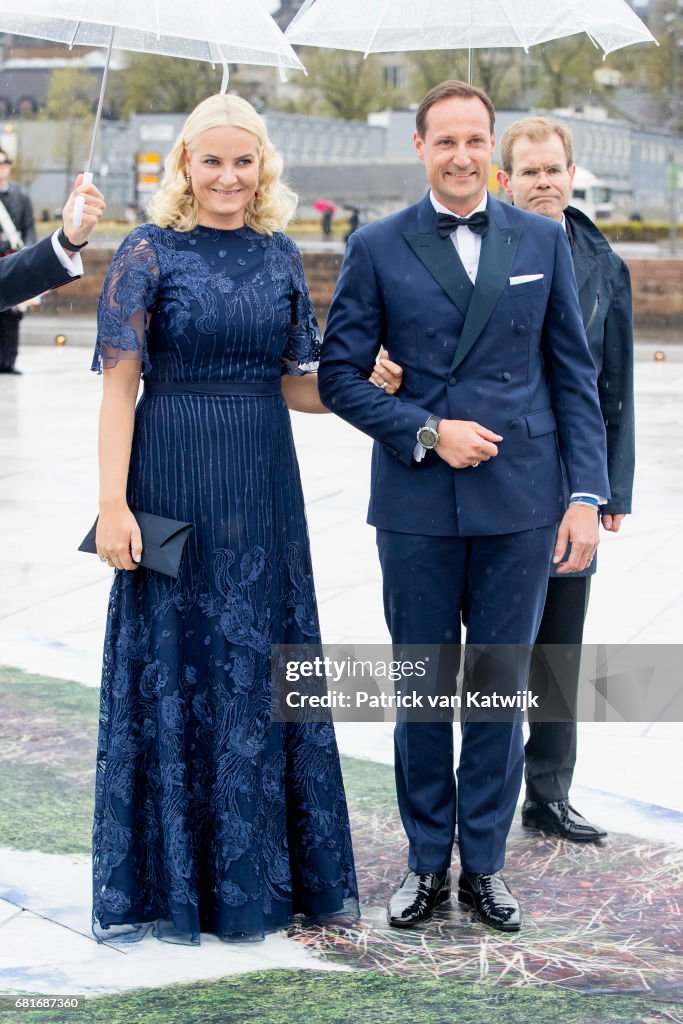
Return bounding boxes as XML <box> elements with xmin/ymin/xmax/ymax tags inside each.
<box><xmin>96</xmin><ymin>503</ymin><xmax>143</xmax><ymax>570</ymax></box>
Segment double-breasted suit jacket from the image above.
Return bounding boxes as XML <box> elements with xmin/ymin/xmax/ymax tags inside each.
<box><xmin>319</xmin><ymin>192</ymin><xmax>610</xmax><ymax>535</ymax></box>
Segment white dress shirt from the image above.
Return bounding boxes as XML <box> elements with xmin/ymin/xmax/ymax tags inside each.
<box><xmin>429</xmin><ymin>190</ymin><xmax>487</xmax><ymax>284</ymax></box>
<box><xmin>51</xmin><ymin>230</ymin><xmax>83</xmax><ymax>277</ymax></box>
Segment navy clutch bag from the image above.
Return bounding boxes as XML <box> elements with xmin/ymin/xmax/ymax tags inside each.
<box><xmin>79</xmin><ymin>511</ymin><xmax>193</xmax><ymax>579</ymax></box>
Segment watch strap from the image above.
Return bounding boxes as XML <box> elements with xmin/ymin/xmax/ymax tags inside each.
<box><xmin>413</xmin><ymin>415</ymin><xmax>442</xmax><ymax>462</ymax></box>
<box><xmin>57</xmin><ymin>227</ymin><xmax>88</xmax><ymax>252</ymax></box>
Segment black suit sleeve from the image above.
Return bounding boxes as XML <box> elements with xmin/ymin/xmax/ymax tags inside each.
<box><xmin>0</xmin><ymin>235</ymin><xmax>77</xmax><ymax>312</ymax></box>
<box><xmin>599</xmin><ymin>257</ymin><xmax>635</xmax><ymax>515</ymax></box>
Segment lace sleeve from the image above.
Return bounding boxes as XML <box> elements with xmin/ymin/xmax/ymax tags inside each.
<box><xmin>91</xmin><ymin>228</ymin><xmax>160</xmax><ymax>374</ymax></box>
<box><xmin>281</xmin><ymin>240</ymin><xmax>322</xmax><ymax>377</ymax></box>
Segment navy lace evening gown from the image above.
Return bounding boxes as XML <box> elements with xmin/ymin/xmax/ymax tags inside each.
<box><xmin>90</xmin><ymin>223</ymin><xmax>358</xmax><ymax>943</ymax></box>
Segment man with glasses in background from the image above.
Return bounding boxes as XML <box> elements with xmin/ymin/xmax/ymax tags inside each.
<box><xmin>497</xmin><ymin>116</ymin><xmax>635</xmax><ymax>845</ymax></box>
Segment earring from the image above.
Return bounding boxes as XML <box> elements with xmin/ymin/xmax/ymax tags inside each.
<box><xmin>186</xmin><ymin>171</ymin><xmax>192</xmax><ymax>192</ymax></box>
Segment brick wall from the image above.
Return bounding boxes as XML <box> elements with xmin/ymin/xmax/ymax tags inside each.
<box><xmin>37</xmin><ymin>245</ymin><xmax>683</xmax><ymax>332</ymax></box>
<box><xmin>628</xmin><ymin>260</ymin><xmax>683</xmax><ymax>328</ymax></box>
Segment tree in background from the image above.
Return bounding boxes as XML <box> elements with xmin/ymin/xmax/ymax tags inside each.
<box><xmin>470</xmin><ymin>51</ymin><xmax>525</xmax><ymax>109</ymax></box>
<box><xmin>632</xmin><ymin>0</ymin><xmax>683</xmax><ymax>131</ymax></box>
<box><xmin>41</xmin><ymin>67</ymin><xmax>95</xmax><ymax>200</ymax></box>
<box><xmin>407</xmin><ymin>50</ymin><xmax>463</xmax><ymax>96</ymax></box>
<box><xmin>406</xmin><ymin>48</ymin><xmax>524</xmax><ymax>109</ymax></box>
<box><xmin>532</xmin><ymin>37</ymin><xmax>606</xmax><ymax>110</ymax></box>
<box><xmin>109</xmin><ymin>55</ymin><xmax>224</xmax><ymax>116</ymax></box>
<box><xmin>42</xmin><ymin>66</ymin><xmax>96</xmax><ymax>121</ymax></box>
<box><xmin>291</xmin><ymin>48</ymin><xmax>402</xmax><ymax>120</ymax></box>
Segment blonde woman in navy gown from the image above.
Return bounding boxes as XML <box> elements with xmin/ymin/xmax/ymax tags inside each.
<box><xmin>91</xmin><ymin>95</ymin><xmax>372</xmax><ymax>942</ymax></box>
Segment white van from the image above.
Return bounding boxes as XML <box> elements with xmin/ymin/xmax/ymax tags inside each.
<box><xmin>570</xmin><ymin>167</ymin><xmax>614</xmax><ymax>221</ymax></box>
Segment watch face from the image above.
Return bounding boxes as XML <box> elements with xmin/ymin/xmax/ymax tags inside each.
<box><xmin>417</xmin><ymin>427</ymin><xmax>438</xmax><ymax>448</ymax></box>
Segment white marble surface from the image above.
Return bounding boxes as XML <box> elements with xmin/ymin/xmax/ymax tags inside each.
<box><xmin>1</xmin><ymin>344</ymin><xmax>682</xmax><ymax>994</ymax></box>
<box><xmin>0</xmin><ymin>851</ymin><xmax>333</xmax><ymax>996</ymax></box>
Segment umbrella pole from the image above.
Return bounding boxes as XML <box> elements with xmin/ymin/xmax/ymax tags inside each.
<box><xmin>73</xmin><ymin>27</ymin><xmax>115</xmax><ymax>227</ymax></box>
<box><xmin>468</xmin><ymin>47</ymin><xmax>473</xmax><ymax>85</ymax></box>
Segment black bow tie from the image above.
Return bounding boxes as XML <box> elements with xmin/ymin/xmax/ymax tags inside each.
<box><xmin>436</xmin><ymin>210</ymin><xmax>489</xmax><ymax>239</ymax></box>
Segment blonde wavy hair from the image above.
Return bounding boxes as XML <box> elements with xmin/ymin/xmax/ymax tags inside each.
<box><xmin>147</xmin><ymin>94</ymin><xmax>298</xmax><ymax>235</ymax></box>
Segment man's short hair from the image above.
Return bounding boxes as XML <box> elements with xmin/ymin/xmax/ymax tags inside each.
<box><xmin>500</xmin><ymin>117</ymin><xmax>574</xmax><ymax>175</ymax></box>
<box><xmin>416</xmin><ymin>80</ymin><xmax>495</xmax><ymax>138</ymax></box>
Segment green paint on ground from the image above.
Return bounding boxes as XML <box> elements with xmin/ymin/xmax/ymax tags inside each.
<box><xmin>0</xmin><ymin>969</ymin><xmax>674</xmax><ymax>1024</ymax></box>
<box><xmin>0</xmin><ymin>665</ymin><xmax>681</xmax><ymax>1020</ymax></box>
<box><xmin>0</xmin><ymin>666</ymin><xmax>397</xmax><ymax>856</ymax></box>
<box><xmin>0</xmin><ymin>667</ymin><xmax>98</xmax><ymax>854</ymax></box>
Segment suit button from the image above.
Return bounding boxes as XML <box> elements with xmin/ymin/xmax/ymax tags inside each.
<box><xmin>426</xmin><ymin>327</ymin><xmax>436</xmax><ymax>337</ymax></box>
<box><xmin>448</xmin><ymin>374</ymin><xmax>457</xmax><ymax>386</ymax></box>
<box><xmin>514</xmin><ymin>324</ymin><xmax>526</xmax><ymax>335</ymax></box>
<box><xmin>508</xmin><ymin>419</ymin><xmax>520</xmax><ymax>428</ymax></box>
<box><xmin>390</xmin><ymin>448</ymin><xmax>400</xmax><ymax>458</ymax></box>
<box><xmin>502</xmin><ymin>371</ymin><xmax>512</xmax><ymax>381</ymax></box>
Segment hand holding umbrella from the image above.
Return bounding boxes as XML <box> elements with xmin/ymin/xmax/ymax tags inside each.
<box><xmin>62</xmin><ymin>174</ymin><xmax>107</xmax><ymax>246</ymax></box>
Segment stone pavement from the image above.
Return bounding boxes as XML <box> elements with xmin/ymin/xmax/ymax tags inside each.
<box><xmin>0</xmin><ymin>342</ymin><xmax>682</xmax><ymax>996</ymax></box>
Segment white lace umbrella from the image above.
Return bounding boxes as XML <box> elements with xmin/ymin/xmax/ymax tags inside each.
<box><xmin>0</xmin><ymin>1</ymin><xmax>306</xmax><ymax>222</ymax></box>
<box><xmin>286</xmin><ymin>0</ymin><xmax>656</xmax><ymax>67</ymax></box>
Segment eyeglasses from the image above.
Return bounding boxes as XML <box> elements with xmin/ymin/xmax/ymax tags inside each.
<box><xmin>514</xmin><ymin>166</ymin><xmax>569</xmax><ymax>179</ymax></box>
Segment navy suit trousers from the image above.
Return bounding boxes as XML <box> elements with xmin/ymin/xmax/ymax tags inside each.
<box><xmin>377</xmin><ymin>524</ymin><xmax>556</xmax><ymax>875</ymax></box>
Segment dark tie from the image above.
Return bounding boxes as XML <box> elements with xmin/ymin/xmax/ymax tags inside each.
<box><xmin>436</xmin><ymin>210</ymin><xmax>489</xmax><ymax>239</ymax></box>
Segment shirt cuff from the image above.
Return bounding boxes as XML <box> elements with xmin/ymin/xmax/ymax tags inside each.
<box><xmin>51</xmin><ymin>231</ymin><xmax>83</xmax><ymax>277</ymax></box>
<box><xmin>570</xmin><ymin>492</ymin><xmax>608</xmax><ymax>505</ymax></box>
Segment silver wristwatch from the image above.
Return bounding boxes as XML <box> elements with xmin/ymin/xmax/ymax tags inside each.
<box><xmin>413</xmin><ymin>415</ymin><xmax>442</xmax><ymax>462</ymax></box>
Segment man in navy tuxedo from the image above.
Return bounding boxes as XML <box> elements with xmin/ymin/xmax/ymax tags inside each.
<box><xmin>318</xmin><ymin>81</ymin><xmax>610</xmax><ymax>933</ymax></box>
<box><xmin>0</xmin><ymin>175</ymin><xmax>105</xmax><ymax>316</ymax></box>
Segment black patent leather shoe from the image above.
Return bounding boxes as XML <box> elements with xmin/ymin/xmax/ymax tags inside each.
<box><xmin>387</xmin><ymin>869</ymin><xmax>451</xmax><ymax>928</ymax></box>
<box><xmin>457</xmin><ymin>871</ymin><xmax>521</xmax><ymax>932</ymax></box>
<box><xmin>522</xmin><ymin>799</ymin><xmax>607</xmax><ymax>842</ymax></box>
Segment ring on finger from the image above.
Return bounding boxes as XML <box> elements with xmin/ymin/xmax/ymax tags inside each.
<box><xmin>471</xmin><ymin>460</ymin><xmax>480</xmax><ymax>468</ymax></box>
<box><xmin>99</xmin><ymin>555</ymin><xmax>109</xmax><ymax>563</ymax></box>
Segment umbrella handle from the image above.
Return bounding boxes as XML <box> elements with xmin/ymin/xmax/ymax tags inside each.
<box><xmin>72</xmin><ymin>171</ymin><xmax>94</xmax><ymax>228</ymax></box>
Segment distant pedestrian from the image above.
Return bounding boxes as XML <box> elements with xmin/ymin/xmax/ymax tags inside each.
<box><xmin>345</xmin><ymin>207</ymin><xmax>360</xmax><ymax>243</ymax></box>
<box><xmin>0</xmin><ymin>149</ymin><xmax>37</xmax><ymax>374</ymax></box>
<box><xmin>321</xmin><ymin>207</ymin><xmax>333</xmax><ymax>238</ymax></box>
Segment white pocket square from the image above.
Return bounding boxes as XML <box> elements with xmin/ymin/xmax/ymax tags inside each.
<box><xmin>510</xmin><ymin>274</ymin><xmax>544</xmax><ymax>285</ymax></box>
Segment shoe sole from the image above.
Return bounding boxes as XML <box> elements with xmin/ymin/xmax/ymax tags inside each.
<box><xmin>457</xmin><ymin>889</ymin><xmax>521</xmax><ymax>933</ymax></box>
<box><xmin>521</xmin><ymin>821</ymin><xmax>607</xmax><ymax>843</ymax></box>
<box><xmin>387</xmin><ymin>889</ymin><xmax>452</xmax><ymax>928</ymax></box>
